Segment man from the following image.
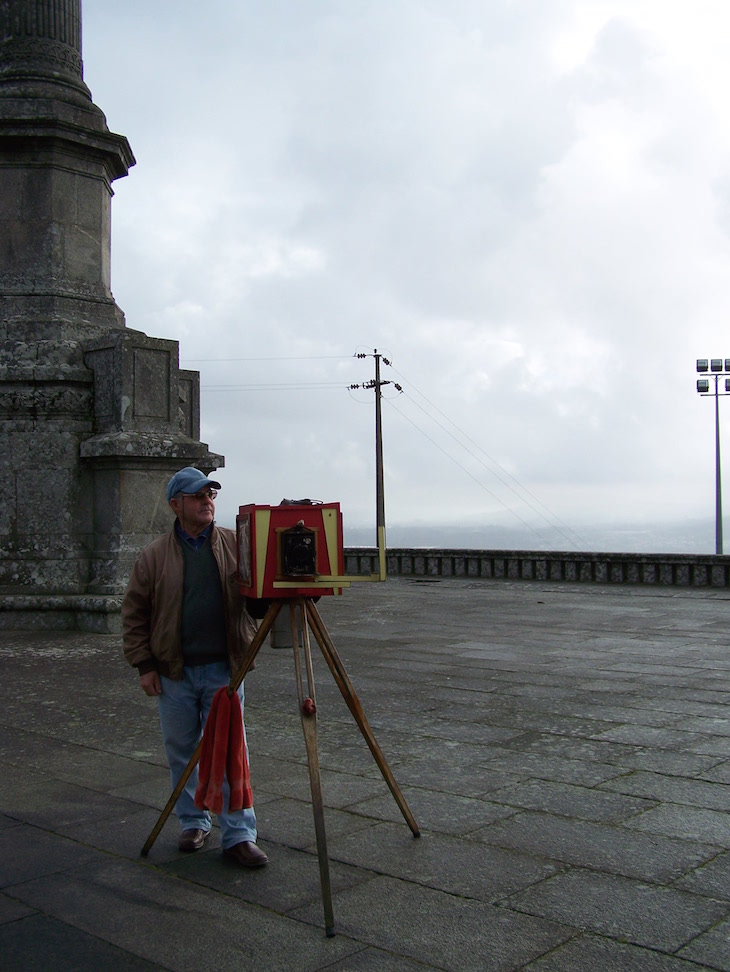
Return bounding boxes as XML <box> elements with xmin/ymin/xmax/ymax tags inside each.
<box><xmin>122</xmin><ymin>466</ymin><xmax>269</xmax><ymax>867</ymax></box>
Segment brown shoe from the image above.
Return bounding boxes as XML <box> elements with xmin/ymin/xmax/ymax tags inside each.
<box><xmin>178</xmin><ymin>828</ymin><xmax>210</xmax><ymax>852</ymax></box>
<box><xmin>223</xmin><ymin>841</ymin><xmax>269</xmax><ymax>868</ymax></box>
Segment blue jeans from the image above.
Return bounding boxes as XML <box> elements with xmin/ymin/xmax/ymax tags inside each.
<box><xmin>158</xmin><ymin>661</ymin><xmax>257</xmax><ymax>849</ymax></box>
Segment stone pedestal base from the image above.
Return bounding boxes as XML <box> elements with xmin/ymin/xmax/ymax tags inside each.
<box><xmin>0</xmin><ymin>327</ymin><xmax>223</xmax><ymax>628</ymax></box>
<box><xmin>0</xmin><ymin>593</ymin><xmax>124</xmax><ymax>633</ymax></box>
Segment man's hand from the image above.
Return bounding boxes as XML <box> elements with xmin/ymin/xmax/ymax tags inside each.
<box><xmin>139</xmin><ymin>671</ymin><xmax>162</xmax><ymax>696</ymax></box>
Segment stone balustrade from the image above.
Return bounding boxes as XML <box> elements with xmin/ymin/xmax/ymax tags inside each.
<box><xmin>343</xmin><ymin>548</ymin><xmax>730</xmax><ymax>588</ymax></box>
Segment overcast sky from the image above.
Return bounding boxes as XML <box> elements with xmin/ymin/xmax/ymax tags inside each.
<box><xmin>81</xmin><ymin>1</ymin><xmax>730</xmax><ymax>552</ymax></box>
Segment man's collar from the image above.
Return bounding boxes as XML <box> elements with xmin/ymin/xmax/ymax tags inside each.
<box><xmin>175</xmin><ymin>521</ymin><xmax>213</xmax><ymax>544</ymax></box>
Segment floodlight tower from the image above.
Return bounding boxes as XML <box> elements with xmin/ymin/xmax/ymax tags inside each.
<box><xmin>696</xmin><ymin>358</ymin><xmax>730</xmax><ymax>555</ymax></box>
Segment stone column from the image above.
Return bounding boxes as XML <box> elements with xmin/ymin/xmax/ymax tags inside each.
<box><xmin>0</xmin><ymin>1</ymin><xmax>224</xmax><ymax>631</ymax></box>
<box><xmin>0</xmin><ymin>0</ymin><xmax>132</xmax><ymax>329</ymax></box>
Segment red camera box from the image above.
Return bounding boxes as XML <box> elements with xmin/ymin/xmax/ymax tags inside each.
<box><xmin>236</xmin><ymin>502</ymin><xmax>345</xmax><ymax>599</ymax></box>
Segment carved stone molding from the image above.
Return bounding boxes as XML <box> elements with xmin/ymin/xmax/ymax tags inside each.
<box><xmin>0</xmin><ymin>36</ymin><xmax>82</xmax><ymax>77</ymax></box>
<box><xmin>0</xmin><ymin>381</ymin><xmax>91</xmax><ymax>418</ymax></box>
<box><xmin>0</xmin><ymin>0</ymin><xmax>82</xmax><ymax>79</ymax></box>
<box><xmin>0</xmin><ymin>272</ymin><xmax>113</xmax><ymax>301</ymax></box>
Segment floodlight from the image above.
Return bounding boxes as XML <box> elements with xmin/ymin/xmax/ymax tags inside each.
<box><xmin>711</xmin><ymin>358</ymin><xmax>723</xmax><ymax>372</ymax></box>
<box><xmin>697</xmin><ymin>359</ymin><xmax>708</xmax><ymax>372</ymax></box>
<box><xmin>698</xmin><ymin>379</ymin><xmax>710</xmax><ymax>393</ymax></box>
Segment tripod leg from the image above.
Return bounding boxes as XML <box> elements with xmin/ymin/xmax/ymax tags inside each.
<box><xmin>229</xmin><ymin>600</ymin><xmax>282</xmax><ymax>693</ymax></box>
<box><xmin>140</xmin><ymin>601</ymin><xmax>281</xmax><ymax>858</ymax></box>
<box><xmin>291</xmin><ymin>601</ymin><xmax>336</xmax><ymax>937</ymax></box>
<box><xmin>305</xmin><ymin>600</ymin><xmax>420</xmax><ymax>838</ymax></box>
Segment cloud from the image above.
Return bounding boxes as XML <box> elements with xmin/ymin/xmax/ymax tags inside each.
<box><xmin>81</xmin><ymin>1</ymin><xmax>730</xmax><ymax>551</ymax></box>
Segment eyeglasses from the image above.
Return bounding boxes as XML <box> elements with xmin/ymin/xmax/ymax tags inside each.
<box><xmin>184</xmin><ymin>489</ymin><xmax>218</xmax><ymax>501</ymax></box>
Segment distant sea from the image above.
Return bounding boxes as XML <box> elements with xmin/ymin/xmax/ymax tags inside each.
<box><xmin>343</xmin><ymin>519</ymin><xmax>722</xmax><ymax>556</ymax></box>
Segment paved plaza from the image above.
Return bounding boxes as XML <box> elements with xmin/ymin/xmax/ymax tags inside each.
<box><xmin>2</xmin><ymin>576</ymin><xmax>730</xmax><ymax>970</ymax></box>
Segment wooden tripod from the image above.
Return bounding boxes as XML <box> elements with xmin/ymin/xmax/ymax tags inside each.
<box><xmin>140</xmin><ymin>598</ymin><xmax>420</xmax><ymax>937</ymax></box>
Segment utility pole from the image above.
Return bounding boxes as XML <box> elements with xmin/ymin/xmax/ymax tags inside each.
<box><xmin>352</xmin><ymin>350</ymin><xmax>402</xmax><ymax>580</ymax></box>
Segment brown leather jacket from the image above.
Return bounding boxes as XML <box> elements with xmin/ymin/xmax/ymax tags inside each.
<box><xmin>122</xmin><ymin>524</ymin><xmax>259</xmax><ymax>680</ymax></box>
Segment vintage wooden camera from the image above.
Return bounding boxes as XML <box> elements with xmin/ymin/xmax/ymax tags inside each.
<box><xmin>236</xmin><ymin>501</ymin><xmax>345</xmax><ymax>599</ymax></box>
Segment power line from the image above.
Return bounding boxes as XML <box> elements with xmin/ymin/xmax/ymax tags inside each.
<box><xmin>396</xmin><ymin>388</ymin><xmax>585</xmax><ymax>550</ymax></box>
<box><xmin>202</xmin><ymin>382</ymin><xmax>348</xmax><ymax>391</ymax></box>
<box><xmin>388</xmin><ymin>363</ymin><xmax>588</xmax><ymax>549</ymax></box>
<box><xmin>196</xmin><ymin>348</ymin><xmax>586</xmax><ymax>547</ymax></box>
<box><xmin>384</xmin><ymin>396</ymin><xmax>559</xmax><ymax>545</ymax></box>
<box><xmin>184</xmin><ymin>354</ymin><xmax>352</xmax><ymax>363</ymax></box>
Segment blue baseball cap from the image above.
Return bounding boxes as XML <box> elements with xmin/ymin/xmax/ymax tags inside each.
<box><xmin>166</xmin><ymin>467</ymin><xmax>222</xmax><ymax>503</ymax></box>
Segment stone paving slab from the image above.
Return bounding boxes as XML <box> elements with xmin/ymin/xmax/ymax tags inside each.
<box><xmin>0</xmin><ymin>825</ymin><xmax>106</xmax><ymax>887</ymax></box>
<box><xmin>1</xmin><ymin>778</ymin><xmax>153</xmax><ymax>834</ymax></box>
<box><xmin>506</xmin><ymin>866</ymin><xmax>730</xmax><ymax>951</ymax></box>
<box><xmin>343</xmin><ymin>783</ymin><xmax>519</xmax><ymax>833</ymax></box>
<box><xmin>0</xmin><ymin>891</ymin><xmax>35</xmax><ymax>924</ymax></box>
<box><xmin>477</xmin><ymin>749</ymin><xmax>628</xmax><ymax>787</ymax></box>
<box><xmin>523</xmin><ymin>933</ymin><xmax>716</xmax><ymax>971</ymax></box>
<box><xmin>600</xmin><ymin>770</ymin><xmax>730</xmax><ymax>811</ymax></box>
<box><xmin>163</xmin><ymin>840</ymin><xmax>370</xmax><ymax>916</ymax></box>
<box><xmin>701</xmin><ymin>761</ymin><xmax>730</xmax><ymax>785</ymax></box>
<box><xmin>255</xmin><ymin>794</ymin><xmax>377</xmax><ymax>848</ymax></box>
<box><xmin>11</xmin><ymin>858</ymin><xmax>362</xmax><ymax>971</ymax></box>
<box><xmin>1</xmin><ymin>913</ymin><xmax>168</xmax><ymax>972</ymax></box>
<box><xmin>472</xmin><ymin>810</ymin><xmax>719</xmax><ymax>882</ymax></box>
<box><xmin>486</xmin><ymin>778</ymin><xmax>657</xmax><ymax>823</ymax></box>
<box><xmin>327</xmin><ymin>820</ymin><xmax>562</xmax><ymax>902</ymax></box>
<box><xmin>288</xmin><ymin>873</ymin><xmax>576</xmax><ymax>972</ymax></box>
<box><xmin>3</xmin><ymin>577</ymin><xmax>730</xmax><ymax>970</ymax></box>
<box><xmin>675</xmin><ymin>850</ymin><xmax>730</xmax><ymax>899</ymax></box>
<box><xmin>323</xmin><ymin>950</ymin><xmax>431</xmax><ymax>971</ymax></box>
<box><xmin>679</xmin><ymin>917</ymin><xmax>730</xmax><ymax>971</ymax></box>
<box><xmin>626</xmin><ymin>804</ymin><xmax>730</xmax><ymax>846</ymax></box>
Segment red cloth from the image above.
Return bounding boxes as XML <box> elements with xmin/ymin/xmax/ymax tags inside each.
<box><xmin>194</xmin><ymin>687</ymin><xmax>253</xmax><ymax>813</ymax></box>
